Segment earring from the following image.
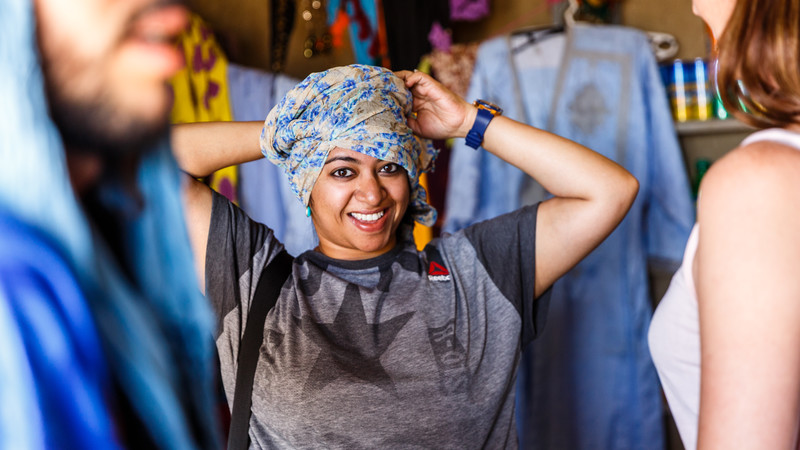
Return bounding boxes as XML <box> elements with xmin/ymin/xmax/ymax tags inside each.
<box><xmin>306</xmin><ymin>206</ymin><xmax>311</xmax><ymax>217</ymax></box>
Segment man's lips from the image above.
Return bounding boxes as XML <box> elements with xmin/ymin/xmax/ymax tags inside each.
<box><xmin>129</xmin><ymin>3</ymin><xmax>189</xmax><ymax>43</ymax></box>
<box><xmin>123</xmin><ymin>4</ymin><xmax>189</xmax><ymax>78</ymax></box>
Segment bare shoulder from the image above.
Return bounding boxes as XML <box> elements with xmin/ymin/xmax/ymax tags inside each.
<box><xmin>699</xmin><ymin>139</ymin><xmax>800</xmax><ymax>217</ymax></box>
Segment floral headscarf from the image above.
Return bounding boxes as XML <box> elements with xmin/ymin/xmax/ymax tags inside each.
<box><xmin>261</xmin><ymin>64</ymin><xmax>439</xmax><ymax>226</ymax></box>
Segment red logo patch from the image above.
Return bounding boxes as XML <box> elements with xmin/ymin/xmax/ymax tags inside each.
<box><xmin>428</xmin><ymin>261</ymin><xmax>450</xmax><ymax>276</ymax></box>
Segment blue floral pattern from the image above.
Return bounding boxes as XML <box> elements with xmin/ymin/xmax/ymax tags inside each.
<box><xmin>261</xmin><ymin>64</ymin><xmax>438</xmax><ymax>226</ymax></box>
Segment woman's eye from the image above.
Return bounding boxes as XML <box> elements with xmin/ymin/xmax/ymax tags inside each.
<box><xmin>380</xmin><ymin>163</ymin><xmax>400</xmax><ymax>174</ymax></box>
<box><xmin>331</xmin><ymin>168</ymin><xmax>354</xmax><ymax>178</ymax></box>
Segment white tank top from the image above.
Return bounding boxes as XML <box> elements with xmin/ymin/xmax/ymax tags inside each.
<box><xmin>648</xmin><ymin>127</ymin><xmax>800</xmax><ymax>450</ymax></box>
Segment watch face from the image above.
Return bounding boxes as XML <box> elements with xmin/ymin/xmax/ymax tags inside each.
<box><xmin>474</xmin><ymin>99</ymin><xmax>503</xmax><ymax>116</ymax></box>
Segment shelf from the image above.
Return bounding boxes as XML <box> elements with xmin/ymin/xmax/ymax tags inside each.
<box><xmin>675</xmin><ymin>119</ymin><xmax>755</xmax><ymax>137</ymax></box>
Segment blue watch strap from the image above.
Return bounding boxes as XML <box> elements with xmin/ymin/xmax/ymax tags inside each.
<box><xmin>465</xmin><ymin>107</ymin><xmax>495</xmax><ymax>149</ymax></box>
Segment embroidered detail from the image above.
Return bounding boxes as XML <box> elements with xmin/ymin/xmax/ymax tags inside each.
<box><xmin>568</xmin><ymin>83</ymin><xmax>609</xmax><ymax>135</ymax></box>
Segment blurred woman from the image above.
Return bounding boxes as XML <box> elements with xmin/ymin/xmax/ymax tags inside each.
<box><xmin>649</xmin><ymin>0</ymin><xmax>800</xmax><ymax>448</ymax></box>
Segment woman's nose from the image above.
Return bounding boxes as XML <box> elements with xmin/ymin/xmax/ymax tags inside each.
<box><xmin>355</xmin><ymin>174</ymin><xmax>383</xmax><ymax>204</ymax></box>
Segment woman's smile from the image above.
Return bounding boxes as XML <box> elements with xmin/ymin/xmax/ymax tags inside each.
<box><xmin>310</xmin><ymin>147</ymin><xmax>410</xmax><ymax>260</ymax></box>
<box><xmin>348</xmin><ymin>208</ymin><xmax>390</xmax><ymax>232</ymax></box>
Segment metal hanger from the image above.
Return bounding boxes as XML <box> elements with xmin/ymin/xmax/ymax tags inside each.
<box><xmin>511</xmin><ymin>0</ymin><xmax>578</xmax><ymax>54</ymax></box>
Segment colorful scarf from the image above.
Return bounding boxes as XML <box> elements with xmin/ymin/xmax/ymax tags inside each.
<box><xmin>261</xmin><ymin>64</ymin><xmax>438</xmax><ymax>227</ymax></box>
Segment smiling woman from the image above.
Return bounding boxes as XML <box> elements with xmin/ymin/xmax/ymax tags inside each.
<box><xmin>172</xmin><ymin>63</ymin><xmax>637</xmax><ymax>449</ymax></box>
<box><xmin>310</xmin><ymin>148</ymin><xmax>411</xmax><ymax>260</ymax></box>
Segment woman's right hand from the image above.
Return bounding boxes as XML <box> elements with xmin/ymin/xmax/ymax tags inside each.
<box><xmin>395</xmin><ymin>70</ymin><xmax>476</xmax><ymax>141</ymax></box>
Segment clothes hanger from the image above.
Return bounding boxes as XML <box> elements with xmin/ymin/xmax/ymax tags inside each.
<box><xmin>511</xmin><ymin>25</ymin><xmax>565</xmax><ymax>54</ymax></box>
<box><xmin>511</xmin><ymin>0</ymin><xmax>577</xmax><ymax>54</ymax></box>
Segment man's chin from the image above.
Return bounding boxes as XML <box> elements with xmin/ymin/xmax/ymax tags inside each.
<box><xmin>53</xmin><ymin>102</ymin><xmax>169</xmax><ymax>160</ymax></box>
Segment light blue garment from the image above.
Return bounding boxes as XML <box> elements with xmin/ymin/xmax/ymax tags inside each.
<box><xmin>1</xmin><ymin>209</ymin><xmax>120</xmax><ymax>449</ymax></box>
<box><xmin>0</xmin><ymin>281</ymin><xmax>43</xmax><ymax>450</ymax></box>
<box><xmin>444</xmin><ymin>25</ymin><xmax>694</xmax><ymax>450</ymax></box>
<box><xmin>227</xmin><ymin>63</ymin><xmax>317</xmax><ymax>255</ymax></box>
<box><xmin>0</xmin><ymin>1</ymin><xmax>219</xmax><ymax>448</ymax></box>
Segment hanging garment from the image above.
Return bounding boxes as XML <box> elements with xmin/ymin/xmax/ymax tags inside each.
<box><xmin>327</xmin><ymin>0</ymin><xmax>382</xmax><ymax>65</ymax></box>
<box><xmin>444</xmin><ymin>24</ymin><xmax>694</xmax><ymax>450</ymax></box>
<box><xmin>0</xmin><ymin>0</ymin><xmax>221</xmax><ymax>448</ymax></box>
<box><xmin>171</xmin><ymin>14</ymin><xmax>238</xmax><ymax>203</ymax></box>
<box><xmin>423</xmin><ymin>43</ymin><xmax>480</xmax><ymax>99</ymax></box>
<box><xmin>227</xmin><ymin>63</ymin><xmax>317</xmax><ymax>256</ymax></box>
<box><xmin>449</xmin><ymin>0</ymin><xmax>490</xmax><ymax>21</ymax></box>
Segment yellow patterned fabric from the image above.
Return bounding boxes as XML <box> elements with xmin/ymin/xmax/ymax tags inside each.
<box><xmin>413</xmin><ymin>173</ymin><xmax>432</xmax><ymax>250</ymax></box>
<box><xmin>170</xmin><ymin>14</ymin><xmax>238</xmax><ymax>204</ymax></box>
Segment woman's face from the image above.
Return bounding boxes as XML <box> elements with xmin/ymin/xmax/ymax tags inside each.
<box><xmin>693</xmin><ymin>0</ymin><xmax>736</xmax><ymax>39</ymax></box>
<box><xmin>309</xmin><ymin>147</ymin><xmax>410</xmax><ymax>260</ymax></box>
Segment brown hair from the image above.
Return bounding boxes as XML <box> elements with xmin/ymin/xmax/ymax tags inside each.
<box><xmin>715</xmin><ymin>0</ymin><xmax>800</xmax><ymax>128</ymax></box>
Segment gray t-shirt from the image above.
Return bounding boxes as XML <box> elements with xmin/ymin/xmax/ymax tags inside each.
<box><xmin>207</xmin><ymin>192</ymin><xmax>549</xmax><ymax>449</ymax></box>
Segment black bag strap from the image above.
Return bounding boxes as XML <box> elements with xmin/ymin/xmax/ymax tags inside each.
<box><xmin>227</xmin><ymin>250</ymin><xmax>293</xmax><ymax>450</ymax></box>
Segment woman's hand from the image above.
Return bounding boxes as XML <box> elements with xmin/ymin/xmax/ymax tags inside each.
<box><xmin>395</xmin><ymin>70</ymin><xmax>476</xmax><ymax>140</ymax></box>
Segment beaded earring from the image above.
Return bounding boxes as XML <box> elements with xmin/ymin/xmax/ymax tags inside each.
<box><xmin>306</xmin><ymin>206</ymin><xmax>311</xmax><ymax>217</ymax></box>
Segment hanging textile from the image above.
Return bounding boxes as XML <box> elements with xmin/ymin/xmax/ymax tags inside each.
<box><xmin>422</xmin><ymin>42</ymin><xmax>480</xmax><ymax>98</ymax></box>
<box><xmin>444</xmin><ymin>25</ymin><xmax>694</xmax><ymax>450</ymax></box>
<box><xmin>327</xmin><ymin>0</ymin><xmax>382</xmax><ymax>65</ymax></box>
<box><xmin>449</xmin><ymin>0</ymin><xmax>490</xmax><ymax>21</ymax></box>
<box><xmin>226</xmin><ymin>63</ymin><xmax>318</xmax><ymax>256</ymax></box>
<box><xmin>170</xmin><ymin>14</ymin><xmax>238</xmax><ymax>204</ymax></box>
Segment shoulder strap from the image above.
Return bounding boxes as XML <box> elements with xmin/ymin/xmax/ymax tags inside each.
<box><xmin>227</xmin><ymin>250</ymin><xmax>293</xmax><ymax>450</ymax></box>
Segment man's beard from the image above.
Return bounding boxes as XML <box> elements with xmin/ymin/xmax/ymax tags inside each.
<box><xmin>45</xmin><ymin>84</ymin><xmax>169</xmax><ymax>161</ymax></box>
<box><xmin>44</xmin><ymin>81</ymin><xmax>172</xmax><ymax>214</ymax></box>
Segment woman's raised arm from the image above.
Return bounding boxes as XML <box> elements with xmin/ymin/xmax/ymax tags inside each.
<box><xmin>170</xmin><ymin>120</ymin><xmax>264</xmax><ymax>291</ymax></box>
<box><xmin>171</xmin><ymin>121</ymin><xmax>264</xmax><ymax>177</ymax></box>
<box><xmin>397</xmin><ymin>70</ymin><xmax>638</xmax><ymax>298</ymax></box>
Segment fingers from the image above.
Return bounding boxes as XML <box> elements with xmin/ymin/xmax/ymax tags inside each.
<box><xmin>395</xmin><ymin>69</ymin><xmax>429</xmax><ymax>90</ymax></box>
<box><xmin>394</xmin><ymin>70</ymin><xmax>413</xmax><ymax>81</ymax></box>
<box><xmin>405</xmin><ymin>116</ymin><xmax>422</xmax><ymax>135</ymax></box>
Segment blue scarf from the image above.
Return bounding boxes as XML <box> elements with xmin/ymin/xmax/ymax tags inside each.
<box><xmin>0</xmin><ymin>1</ymin><xmax>220</xmax><ymax>448</ymax></box>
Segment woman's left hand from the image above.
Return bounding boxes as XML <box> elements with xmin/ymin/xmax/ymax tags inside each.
<box><xmin>395</xmin><ymin>70</ymin><xmax>476</xmax><ymax>140</ymax></box>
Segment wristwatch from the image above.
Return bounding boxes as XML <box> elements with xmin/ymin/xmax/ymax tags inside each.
<box><xmin>465</xmin><ymin>100</ymin><xmax>503</xmax><ymax>149</ymax></box>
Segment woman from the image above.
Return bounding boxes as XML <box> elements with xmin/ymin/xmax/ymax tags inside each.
<box><xmin>174</xmin><ymin>64</ymin><xmax>637</xmax><ymax>448</ymax></box>
<box><xmin>648</xmin><ymin>0</ymin><xmax>800</xmax><ymax>448</ymax></box>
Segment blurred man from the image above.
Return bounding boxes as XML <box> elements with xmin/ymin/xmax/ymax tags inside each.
<box><xmin>0</xmin><ymin>0</ymin><xmax>221</xmax><ymax>448</ymax></box>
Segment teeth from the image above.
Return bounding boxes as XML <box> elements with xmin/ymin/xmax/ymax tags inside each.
<box><xmin>350</xmin><ymin>211</ymin><xmax>384</xmax><ymax>222</ymax></box>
